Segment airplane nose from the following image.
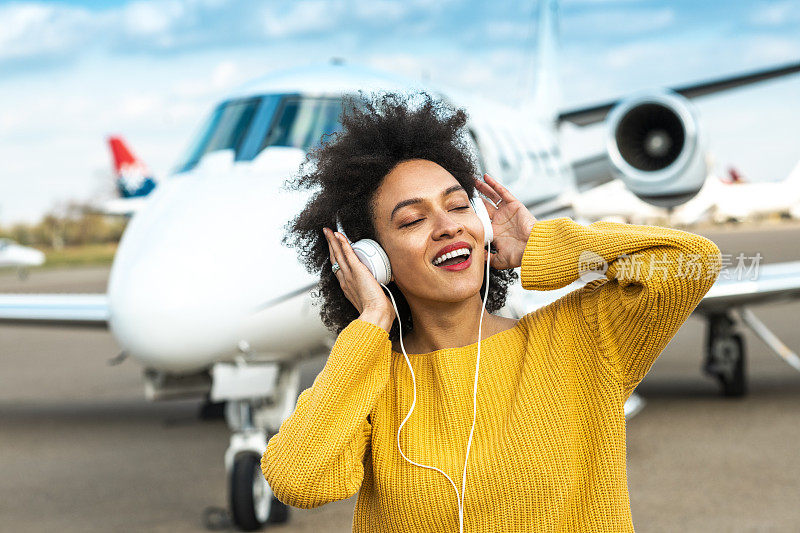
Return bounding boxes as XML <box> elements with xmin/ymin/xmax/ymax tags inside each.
<box><xmin>108</xmin><ymin>250</ymin><xmax>242</xmax><ymax>371</ymax></box>
<box><xmin>107</xmin><ymin>170</ymin><xmax>316</xmax><ymax>372</ymax></box>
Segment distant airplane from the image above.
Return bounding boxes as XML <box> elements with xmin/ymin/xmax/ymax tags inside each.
<box><xmin>712</xmin><ymin>160</ymin><xmax>800</xmax><ymax>223</ymax></box>
<box><xmin>573</xmin><ymin>160</ymin><xmax>800</xmax><ymax>226</ymax></box>
<box><xmin>2</xmin><ymin>1</ymin><xmax>800</xmax><ymax>529</ymax></box>
<box><xmin>0</xmin><ymin>238</ymin><xmax>45</xmax><ymax>279</ymax></box>
<box><xmin>572</xmin><ymin>178</ymin><xmax>671</xmax><ymax>225</ymax></box>
<box><xmin>571</xmin><ymin>169</ymin><xmax>725</xmax><ymax>227</ymax></box>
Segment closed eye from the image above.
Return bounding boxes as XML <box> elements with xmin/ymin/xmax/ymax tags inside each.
<box><xmin>400</xmin><ymin>205</ymin><xmax>469</xmax><ymax>228</ymax></box>
<box><xmin>400</xmin><ymin>218</ymin><xmax>423</xmax><ymax>228</ymax></box>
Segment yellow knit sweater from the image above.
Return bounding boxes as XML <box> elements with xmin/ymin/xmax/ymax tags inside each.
<box><xmin>262</xmin><ymin>217</ymin><xmax>722</xmax><ymax>532</ymax></box>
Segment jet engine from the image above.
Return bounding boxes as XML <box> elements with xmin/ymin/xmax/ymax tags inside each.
<box><xmin>605</xmin><ymin>90</ymin><xmax>707</xmax><ymax>208</ymax></box>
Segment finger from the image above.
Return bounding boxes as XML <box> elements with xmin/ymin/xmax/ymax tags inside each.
<box><xmin>333</xmin><ymin>231</ymin><xmax>353</xmax><ymax>277</ymax></box>
<box><xmin>336</xmin><ymin>232</ymin><xmax>362</xmax><ymax>270</ymax></box>
<box><xmin>483</xmin><ymin>173</ymin><xmax>516</xmax><ymax>204</ymax></box>
<box><xmin>474</xmin><ymin>175</ymin><xmax>499</xmax><ymax>198</ymax></box>
<box><xmin>329</xmin><ymin>232</ymin><xmax>350</xmax><ymax>278</ymax></box>
<box><xmin>474</xmin><ymin>178</ymin><xmax>502</xmax><ymax>205</ymax></box>
<box><xmin>323</xmin><ymin>228</ymin><xmax>336</xmax><ymax>266</ymax></box>
<box><xmin>336</xmin><ymin>232</ymin><xmax>367</xmax><ymax>281</ymax></box>
<box><xmin>322</xmin><ymin>228</ymin><xmax>333</xmax><ymax>264</ymax></box>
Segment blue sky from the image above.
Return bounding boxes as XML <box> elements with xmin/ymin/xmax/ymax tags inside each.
<box><xmin>0</xmin><ymin>0</ymin><xmax>798</xmax><ymax>224</ymax></box>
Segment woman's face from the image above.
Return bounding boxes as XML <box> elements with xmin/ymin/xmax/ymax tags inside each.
<box><xmin>371</xmin><ymin>159</ymin><xmax>487</xmax><ymax>307</ymax></box>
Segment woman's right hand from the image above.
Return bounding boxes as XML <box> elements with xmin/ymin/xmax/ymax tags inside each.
<box><xmin>323</xmin><ymin>227</ymin><xmax>395</xmax><ymax>333</ymax></box>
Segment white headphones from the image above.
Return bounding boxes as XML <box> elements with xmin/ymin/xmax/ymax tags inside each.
<box><xmin>336</xmin><ymin>190</ymin><xmax>494</xmax><ymax>533</ymax></box>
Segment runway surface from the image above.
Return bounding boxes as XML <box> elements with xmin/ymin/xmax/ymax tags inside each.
<box><xmin>1</xmin><ymin>224</ymin><xmax>799</xmax><ymax>532</ymax></box>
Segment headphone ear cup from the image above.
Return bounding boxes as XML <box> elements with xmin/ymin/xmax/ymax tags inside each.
<box><xmin>351</xmin><ymin>239</ymin><xmax>392</xmax><ymax>285</ymax></box>
<box><xmin>470</xmin><ymin>197</ymin><xmax>494</xmax><ymax>245</ymax></box>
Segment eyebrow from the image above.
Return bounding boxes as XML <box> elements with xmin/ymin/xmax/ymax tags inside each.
<box><xmin>390</xmin><ymin>184</ymin><xmax>467</xmax><ymax>221</ymax></box>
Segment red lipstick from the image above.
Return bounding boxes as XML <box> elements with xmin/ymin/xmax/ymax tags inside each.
<box><xmin>432</xmin><ymin>241</ymin><xmax>472</xmax><ymax>263</ymax></box>
<box><xmin>439</xmin><ymin>254</ymin><xmax>472</xmax><ymax>271</ymax></box>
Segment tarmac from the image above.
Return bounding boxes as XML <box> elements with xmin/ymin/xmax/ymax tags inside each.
<box><xmin>1</xmin><ymin>222</ymin><xmax>799</xmax><ymax>532</ymax></box>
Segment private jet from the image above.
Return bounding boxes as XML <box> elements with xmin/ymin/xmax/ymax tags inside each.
<box><xmin>712</xmin><ymin>159</ymin><xmax>800</xmax><ymax>223</ymax></box>
<box><xmin>3</xmin><ymin>2</ymin><xmax>800</xmax><ymax>529</ymax></box>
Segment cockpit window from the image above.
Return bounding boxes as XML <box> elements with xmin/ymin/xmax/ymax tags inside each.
<box><xmin>176</xmin><ymin>94</ymin><xmax>361</xmax><ymax>173</ymax></box>
<box><xmin>256</xmin><ymin>97</ymin><xmax>343</xmax><ymax>155</ymax></box>
<box><xmin>176</xmin><ymin>97</ymin><xmax>260</xmax><ymax>172</ymax></box>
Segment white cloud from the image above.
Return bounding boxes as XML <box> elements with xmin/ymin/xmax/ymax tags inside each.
<box><xmin>563</xmin><ymin>8</ymin><xmax>676</xmax><ymax>36</ymax></box>
<box><xmin>484</xmin><ymin>20</ymin><xmax>532</xmax><ymax>41</ymax></box>
<box><xmin>751</xmin><ymin>1</ymin><xmax>800</xmax><ymax>26</ymax></box>
<box><xmin>0</xmin><ymin>2</ymin><xmax>93</xmax><ymax>62</ymax></box>
<box><xmin>262</xmin><ymin>1</ymin><xmax>343</xmax><ymax>38</ymax></box>
<box><xmin>353</xmin><ymin>0</ymin><xmax>408</xmax><ymax>23</ymax></box>
<box><xmin>740</xmin><ymin>34</ymin><xmax>800</xmax><ymax>63</ymax></box>
<box><xmin>122</xmin><ymin>0</ymin><xmax>185</xmax><ymax>37</ymax></box>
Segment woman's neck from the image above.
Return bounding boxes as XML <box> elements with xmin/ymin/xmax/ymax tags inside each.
<box><xmin>396</xmin><ymin>294</ymin><xmax>510</xmax><ymax>354</ymax></box>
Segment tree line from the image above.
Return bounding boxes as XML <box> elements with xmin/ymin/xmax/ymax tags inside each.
<box><xmin>0</xmin><ymin>201</ymin><xmax>128</xmax><ymax>248</ymax></box>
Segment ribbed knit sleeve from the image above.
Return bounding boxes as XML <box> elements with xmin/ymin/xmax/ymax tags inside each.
<box><xmin>261</xmin><ymin>318</ymin><xmax>392</xmax><ymax>509</ymax></box>
<box><xmin>520</xmin><ymin>217</ymin><xmax>722</xmax><ymax>399</ymax></box>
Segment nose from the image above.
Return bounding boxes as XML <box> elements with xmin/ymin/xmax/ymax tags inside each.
<box><xmin>430</xmin><ymin>208</ymin><xmax>464</xmax><ymax>241</ymax></box>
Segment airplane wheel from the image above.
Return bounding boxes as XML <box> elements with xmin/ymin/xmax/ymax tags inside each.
<box><xmin>708</xmin><ymin>333</ymin><xmax>746</xmax><ymax>397</ymax></box>
<box><xmin>229</xmin><ymin>453</ymin><xmax>289</xmax><ymax>531</ymax></box>
<box><xmin>268</xmin><ymin>497</ymin><xmax>289</xmax><ymax>524</ymax></box>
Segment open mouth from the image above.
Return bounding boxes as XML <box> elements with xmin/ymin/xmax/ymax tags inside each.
<box><xmin>432</xmin><ymin>242</ymin><xmax>473</xmax><ymax>271</ymax></box>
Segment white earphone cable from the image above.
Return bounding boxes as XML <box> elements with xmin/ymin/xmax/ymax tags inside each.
<box><xmin>381</xmin><ymin>239</ymin><xmax>491</xmax><ymax>533</ymax></box>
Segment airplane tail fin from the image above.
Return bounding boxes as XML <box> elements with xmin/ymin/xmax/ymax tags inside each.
<box><xmin>521</xmin><ymin>0</ymin><xmax>561</xmax><ymax>129</ymax></box>
<box><xmin>725</xmin><ymin>167</ymin><xmax>748</xmax><ymax>184</ymax></box>
<box><xmin>107</xmin><ymin>135</ymin><xmax>157</xmax><ymax>198</ymax></box>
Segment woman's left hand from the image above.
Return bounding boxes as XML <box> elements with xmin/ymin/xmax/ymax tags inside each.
<box><xmin>474</xmin><ymin>173</ymin><xmax>537</xmax><ymax>270</ymax></box>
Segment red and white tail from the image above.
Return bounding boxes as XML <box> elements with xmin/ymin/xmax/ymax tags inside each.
<box><xmin>107</xmin><ymin>135</ymin><xmax>157</xmax><ymax>198</ymax></box>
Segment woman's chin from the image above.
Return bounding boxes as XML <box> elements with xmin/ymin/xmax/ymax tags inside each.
<box><xmin>430</xmin><ymin>278</ymin><xmax>485</xmax><ymax>303</ymax></box>
<box><xmin>396</xmin><ymin>262</ymin><xmax>485</xmax><ymax>303</ymax></box>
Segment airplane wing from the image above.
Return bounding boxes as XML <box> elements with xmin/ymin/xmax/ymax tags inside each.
<box><xmin>91</xmin><ymin>197</ymin><xmax>150</xmax><ymax>217</ymax></box>
<box><xmin>695</xmin><ymin>260</ymin><xmax>800</xmax><ymax>314</ymax></box>
<box><xmin>559</xmin><ymin>60</ymin><xmax>800</xmax><ymax>127</ymax></box>
<box><xmin>0</xmin><ymin>294</ymin><xmax>109</xmax><ymax>328</ymax></box>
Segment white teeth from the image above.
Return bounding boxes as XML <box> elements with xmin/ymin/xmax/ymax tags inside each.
<box><xmin>432</xmin><ymin>247</ymin><xmax>471</xmax><ymax>266</ymax></box>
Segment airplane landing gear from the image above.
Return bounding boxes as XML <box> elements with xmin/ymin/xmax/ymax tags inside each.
<box><xmin>703</xmin><ymin>312</ymin><xmax>746</xmax><ymax>397</ymax></box>
<box><xmin>229</xmin><ymin>452</ymin><xmax>288</xmax><ymax>531</ymax></box>
<box><xmin>198</xmin><ymin>395</ymin><xmax>226</xmax><ymax>420</ymax></box>
<box><xmin>214</xmin><ymin>360</ymin><xmax>301</xmax><ymax>531</ymax></box>
<box><xmin>702</xmin><ymin>307</ymin><xmax>800</xmax><ymax>398</ymax></box>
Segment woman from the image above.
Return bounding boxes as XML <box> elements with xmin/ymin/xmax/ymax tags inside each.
<box><xmin>262</xmin><ymin>92</ymin><xmax>722</xmax><ymax>532</ymax></box>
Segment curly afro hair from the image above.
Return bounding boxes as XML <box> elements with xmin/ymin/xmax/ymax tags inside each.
<box><xmin>283</xmin><ymin>91</ymin><xmax>518</xmax><ymax>341</ymax></box>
